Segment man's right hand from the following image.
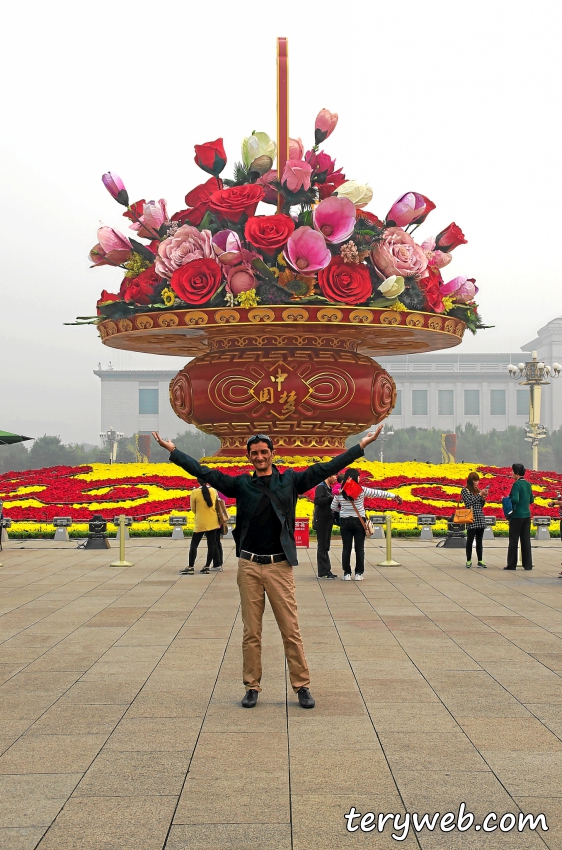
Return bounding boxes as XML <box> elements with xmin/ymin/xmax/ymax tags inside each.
<box><xmin>152</xmin><ymin>432</ymin><xmax>176</xmax><ymax>453</ymax></box>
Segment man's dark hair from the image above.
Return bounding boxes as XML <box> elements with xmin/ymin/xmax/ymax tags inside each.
<box><xmin>512</xmin><ymin>463</ymin><xmax>526</xmax><ymax>477</ymax></box>
<box><xmin>336</xmin><ymin>473</ymin><xmax>345</xmax><ymax>483</ymax></box>
<box><xmin>246</xmin><ymin>434</ymin><xmax>274</xmax><ymax>452</ymax></box>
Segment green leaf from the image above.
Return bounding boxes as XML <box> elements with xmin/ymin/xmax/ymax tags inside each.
<box><xmin>251</xmin><ymin>258</ymin><xmax>277</xmax><ymax>284</ymax></box>
<box><xmin>368</xmin><ymin>296</ymin><xmax>399</xmax><ymax>308</ymax></box>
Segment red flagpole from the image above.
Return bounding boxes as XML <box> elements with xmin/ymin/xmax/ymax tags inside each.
<box><xmin>277</xmin><ymin>37</ymin><xmax>288</xmax><ymax>213</ymax></box>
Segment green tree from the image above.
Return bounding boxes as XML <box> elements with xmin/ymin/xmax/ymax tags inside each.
<box><xmin>0</xmin><ymin>443</ymin><xmax>30</xmax><ymax>474</ymax></box>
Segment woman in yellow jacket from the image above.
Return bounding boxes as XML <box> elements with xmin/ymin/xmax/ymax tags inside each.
<box><xmin>180</xmin><ymin>480</ymin><xmax>221</xmax><ymax>576</ymax></box>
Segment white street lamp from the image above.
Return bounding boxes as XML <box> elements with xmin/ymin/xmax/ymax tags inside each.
<box><xmin>378</xmin><ymin>424</ymin><xmax>394</xmax><ymax>463</ymax></box>
<box><xmin>507</xmin><ymin>351</ymin><xmax>560</xmax><ymax>470</ymax></box>
<box><xmin>100</xmin><ymin>426</ymin><xmax>124</xmax><ymax>464</ymax></box>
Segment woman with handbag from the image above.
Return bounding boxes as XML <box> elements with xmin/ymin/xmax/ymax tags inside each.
<box><xmin>179</xmin><ymin>479</ymin><xmax>221</xmax><ymax>576</ymax></box>
<box><xmin>331</xmin><ymin>468</ymin><xmax>402</xmax><ymax>581</ymax></box>
<box><xmin>460</xmin><ymin>472</ymin><xmax>490</xmax><ymax>569</ymax></box>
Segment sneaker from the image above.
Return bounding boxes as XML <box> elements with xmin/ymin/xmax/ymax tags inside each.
<box><xmin>241</xmin><ymin>689</ymin><xmax>259</xmax><ymax>708</ymax></box>
<box><xmin>503</xmin><ymin>566</ymin><xmax>516</xmax><ymax>570</ymax></box>
<box><xmin>342</xmin><ymin>574</ymin><xmax>352</xmax><ymax>581</ymax></box>
<box><xmin>477</xmin><ymin>562</ymin><xmax>487</xmax><ymax>568</ymax></box>
<box><xmin>354</xmin><ymin>573</ymin><xmax>364</xmax><ymax>581</ymax></box>
<box><xmin>319</xmin><ymin>573</ymin><xmax>336</xmax><ymax>579</ymax></box>
<box><xmin>465</xmin><ymin>562</ymin><xmax>472</xmax><ymax>569</ymax></box>
<box><xmin>199</xmin><ymin>567</ymin><xmax>210</xmax><ymax>574</ymax></box>
<box><xmin>211</xmin><ymin>564</ymin><xmax>223</xmax><ymax>570</ymax></box>
<box><xmin>297</xmin><ymin>687</ymin><xmax>315</xmax><ymax>709</ymax></box>
<box><xmin>179</xmin><ymin>567</ymin><xmax>194</xmax><ymax>575</ymax></box>
<box><xmin>328</xmin><ymin>572</ymin><xmax>338</xmax><ymax>578</ymax></box>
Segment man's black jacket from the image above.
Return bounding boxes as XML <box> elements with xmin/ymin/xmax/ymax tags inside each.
<box><xmin>313</xmin><ymin>481</ymin><xmax>335</xmax><ymax>527</ymax></box>
<box><xmin>169</xmin><ymin>444</ymin><xmax>364</xmax><ymax>566</ymax></box>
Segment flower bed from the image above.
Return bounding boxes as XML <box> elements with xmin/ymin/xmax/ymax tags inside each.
<box><xmin>2</xmin><ymin>459</ymin><xmax>562</xmax><ymax>537</ymax></box>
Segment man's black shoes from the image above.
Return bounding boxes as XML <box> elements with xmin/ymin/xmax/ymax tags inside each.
<box><xmin>297</xmin><ymin>687</ymin><xmax>315</xmax><ymax>709</ymax></box>
<box><xmin>241</xmin><ymin>689</ymin><xmax>259</xmax><ymax>708</ymax></box>
<box><xmin>319</xmin><ymin>573</ymin><xmax>336</xmax><ymax>580</ymax></box>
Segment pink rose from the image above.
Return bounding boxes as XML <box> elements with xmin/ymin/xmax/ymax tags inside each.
<box><xmin>282</xmin><ymin>159</ymin><xmax>312</xmax><ymax>193</ymax></box>
<box><xmin>256</xmin><ymin>169</ymin><xmax>278</xmax><ymax>205</ymax></box>
<box><xmin>155</xmin><ymin>225</ymin><xmax>213</xmax><ymax>279</ymax></box>
<box><xmin>371</xmin><ymin>227</ymin><xmax>428</xmax><ymax>279</ymax></box>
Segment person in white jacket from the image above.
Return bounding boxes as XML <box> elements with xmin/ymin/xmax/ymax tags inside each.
<box><xmin>331</xmin><ymin>468</ymin><xmax>402</xmax><ymax>580</ymax></box>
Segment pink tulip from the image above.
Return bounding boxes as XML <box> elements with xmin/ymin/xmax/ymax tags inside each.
<box><xmin>289</xmin><ymin>137</ymin><xmax>304</xmax><ymax>160</ymax></box>
<box><xmin>282</xmin><ymin>160</ymin><xmax>313</xmax><ymax>193</ymax></box>
<box><xmin>440</xmin><ymin>275</ymin><xmax>478</xmax><ymax>303</ymax></box>
<box><xmin>101</xmin><ymin>172</ymin><xmax>129</xmax><ymax>207</ymax></box>
<box><xmin>89</xmin><ymin>226</ymin><xmax>132</xmax><ymax>266</ymax></box>
<box><xmin>129</xmin><ymin>199</ymin><xmax>169</xmax><ymax>239</ymax></box>
<box><xmin>386</xmin><ymin>192</ymin><xmax>436</xmax><ymax>228</ymax></box>
<box><xmin>283</xmin><ymin>226</ymin><xmax>331</xmax><ymax>273</ymax></box>
<box><xmin>313</xmin><ymin>196</ymin><xmax>356</xmax><ymax>244</ymax></box>
<box><xmin>212</xmin><ymin>230</ymin><xmax>243</xmax><ymax>266</ymax></box>
<box><xmin>315</xmin><ymin>108</ymin><xmax>338</xmax><ymax>144</ymax></box>
<box><xmin>226</xmin><ymin>264</ymin><xmax>256</xmax><ymax>295</ymax></box>
<box><xmin>256</xmin><ymin>169</ymin><xmax>278</xmax><ymax>206</ymax></box>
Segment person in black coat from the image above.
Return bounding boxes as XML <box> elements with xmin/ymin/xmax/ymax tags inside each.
<box><xmin>313</xmin><ymin>474</ymin><xmax>338</xmax><ymax>579</ymax></box>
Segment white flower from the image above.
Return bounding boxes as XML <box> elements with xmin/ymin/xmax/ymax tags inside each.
<box><xmin>336</xmin><ymin>181</ymin><xmax>373</xmax><ymax>208</ymax></box>
<box><xmin>378</xmin><ymin>275</ymin><xmax>405</xmax><ymax>298</ymax></box>
<box><xmin>242</xmin><ymin>132</ymin><xmax>277</xmax><ymax>168</ymax></box>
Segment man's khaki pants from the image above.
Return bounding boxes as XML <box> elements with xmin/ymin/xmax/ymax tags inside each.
<box><xmin>237</xmin><ymin>557</ymin><xmax>310</xmax><ymax>692</ymax></box>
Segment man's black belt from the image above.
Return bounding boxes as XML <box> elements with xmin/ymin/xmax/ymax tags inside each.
<box><xmin>241</xmin><ymin>551</ymin><xmax>286</xmax><ymax>564</ymax></box>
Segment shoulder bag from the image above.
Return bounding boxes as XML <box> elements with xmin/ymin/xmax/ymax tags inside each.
<box><xmin>453</xmin><ymin>490</ymin><xmax>473</xmax><ymax>524</ymax></box>
<box><xmin>214</xmin><ymin>493</ymin><xmax>230</xmax><ymax>535</ymax></box>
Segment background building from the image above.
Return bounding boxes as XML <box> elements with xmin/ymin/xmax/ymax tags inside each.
<box><xmin>96</xmin><ymin>317</ymin><xmax>562</xmax><ymax>439</ymax></box>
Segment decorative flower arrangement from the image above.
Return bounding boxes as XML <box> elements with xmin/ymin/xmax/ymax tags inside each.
<box><xmin>83</xmin><ymin>110</ymin><xmax>487</xmax><ymax>334</ymax></box>
<box><xmin>2</xmin><ymin>460</ymin><xmax>561</xmax><ymax>535</ymax></box>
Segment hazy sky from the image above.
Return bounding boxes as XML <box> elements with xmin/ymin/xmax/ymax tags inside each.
<box><xmin>1</xmin><ymin>0</ymin><xmax>560</xmax><ymax>443</ymax></box>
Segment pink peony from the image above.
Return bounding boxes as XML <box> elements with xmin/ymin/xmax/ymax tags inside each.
<box><xmin>256</xmin><ymin>169</ymin><xmax>278</xmax><ymax>206</ymax></box>
<box><xmin>386</xmin><ymin>192</ymin><xmax>436</xmax><ymax>228</ymax></box>
<box><xmin>315</xmin><ymin>108</ymin><xmax>338</xmax><ymax>144</ymax></box>
<box><xmin>289</xmin><ymin>137</ymin><xmax>304</xmax><ymax>160</ymax></box>
<box><xmin>313</xmin><ymin>196</ymin><xmax>356</xmax><ymax>244</ymax></box>
<box><xmin>371</xmin><ymin>227</ymin><xmax>428</xmax><ymax>279</ymax></box>
<box><xmin>212</xmin><ymin>230</ymin><xmax>243</xmax><ymax>266</ymax></box>
<box><xmin>226</xmin><ymin>264</ymin><xmax>256</xmax><ymax>295</ymax></box>
<box><xmin>155</xmin><ymin>225</ymin><xmax>214</xmax><ymax>279</ymax></box>
<box><xmin>89</xmin><ymin>226</ymin><xmax>132</xmax><ymax>266</ymax></box>
<box><xmin>129</xmin><ymin>199</ymin><xmax>168</xmax><ymax>239</ymax></box>
<box><xmin>283</xmin><ymin>226</ymin><xmax>331</xmax><ymax>273</ymax></box>
<box><xmin>282</xmin><ymin>159</ymin><xmax>313</xmax><ymax>193</ymax></box>
<box><xmin>440</xmin><ymin>275</ymin><xmax>478</xmax><ymax>303</ymax></box>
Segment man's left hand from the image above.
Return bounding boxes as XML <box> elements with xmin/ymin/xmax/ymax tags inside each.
<box><xmin>359</xmin><ymin>425</ymin><xmax>384</xmax><ymax>450</ymax></box>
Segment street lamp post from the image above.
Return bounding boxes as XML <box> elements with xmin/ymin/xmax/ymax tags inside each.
<box><xmin>100</xmin><ymin>426</ymin><xmax>124</xmax><ymax>465</ymax></box>
<box><xmin>507</xmin><ymin>351</ymin><xmax>561</xmax><ymax>470</ymax></box>
<box><xmin>378</xmin><ymin>424</ymin><xmax>394</xmax><ymax>463</ymax></box>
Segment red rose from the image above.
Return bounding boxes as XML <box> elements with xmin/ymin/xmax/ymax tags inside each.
<box><xmin>123</xmin><ymin>265</ymin><xmax>160</xmax><ymax>305</ymax></box>
<box><xmin>172</xmin><ymin>178</ymin><xmax>220</xmax><ymax>227</ymax></box>
<box><xmin>96</xmin><ymin>290</ymin><xmax>121</xmax><ymax>314</ymax></box>
<box><xmin>417</xmin><ymin>267</ymin><xmax>444</xmax><ymax>313</ymax></box>
<box><xmin>356</xmin><ymin>209</ymin><xmax>385</xmax><ymax>229</ymax></box>
<box><xmin>194</xmin><ymin>138</ymin><xmax>227</xmax><ymax>177</ymax></box>
<box><xmin>171</xmin><ymin>258</ymin><xmax>221</xmax><ymax>305</ymax></box>
<box><xmin>245</xmin><ymin>214</ymin><xmax>295</xmax><ymax>252</ymax></box>
<box><xmin>317</xmin><ymin>257</ymin><xmax>373</xmax><ymax>305</ymax></box>
<box><xmin>435</xmin><ymin>222</ymin><xmax>467</xmax><ymax>252</ymax></box>
<box><xmin>318</xmin><ymin>171</ymin><xmax>346</xmax><ymax>200</ymax></box>
<box><xmin>210</xmin><ymin>184</ymin><xmax>265</xmax><ymax>223</ymax></box>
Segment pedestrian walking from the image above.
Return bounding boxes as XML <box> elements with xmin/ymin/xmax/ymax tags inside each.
<box><xmin>505</xmin><ymin>463</ymin><xmax>534</xmax><ymax>571</ymax></box>
<box><xmin>313</xmin><ymin>474</ymin><xmax>338</xmax><ymax>579</ymax></box>
<box><xmin>547</xmin><ymin>491</ymin><xmax>562</xmax><ymax>576</ymax></box>
<box><xmin>180</xmin><ymin>479</ymin><xmax>221</xmax><ymax>575</ymax></box>
<box><xmin>461</xmin><ymin>472</ymin><xmax>490</xmax><ymax>568</ymax></box>
<box><xmin>331</xmin><ymin>468</ymin><xmax>402</xmax><ymax>581</ymax></box>
<box><xmin>152</xmin><ymin>427</ymin><xmax>383</xmax><ymax>709</ymax></box>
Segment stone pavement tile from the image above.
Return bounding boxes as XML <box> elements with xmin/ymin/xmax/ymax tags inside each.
<box><xmin>60</xmin><ymin>678</ymin><xmax>145</xmax><ymax>704</ymax></box>
<box><xmin>0</xmin><ymin>695</ymin><xmax>67</xmax><ymax>730</ymax></box>
<box><xmin>0</xmin><ymin>670</ymin><xmax>81</xmax><ymax>697</ymax></box>
<box><xmin>417</xmin><ymin>827</ymin><xmax>545</xmax><ymax>848</ymax></box>
<box><xmin>74</xmin><ymin>750</ymin><xmax>188</xmax><ymax>796</ymax></box>
<box><xmin>126</xmin><ymin>690</ymin><xmax>208</xmax><ymax>718</ymax></box>
<box><xmin>0</xmin><ymin>663</ymin><xmax>25</xmax><ymax>685</ymax></box>
<box><xmin>530</xmin><ymin>653</ymin><xmax>562</xmax><ymax>672</ymax></box>
<box><xmin>0</xmin><ymin>827</ymin><xmax>48</xmax><ymax>850</ymax></box>
<box><xmin>458</xmin><ymin>717</ymin><xmax>562</xmax><ymax>752</ymax></box>
<box><xmin>0</xmin><ymin>772</ymin><xmax>80</xmax><ymax>826</ymax></box>
<box><xmin>378</xmin><ymin>731</ymin><xmax>487</xmax><ymax>772</ymax></box>
<box><xmin>291</xmin><ymin>794</ymin><xmax>418</xmax><ymax>849</ymax></box>
<box><xmin>36</xmin><ymin>795</ymin><xmax>177</xmax><ymax>850</ymax></box>
<box><xmin>406</xmin><ymin>651</ymin><xmax>482</xmax><ymax>671</ymax></box>
<box><xmin>287</xmin><ymin>689</ymin><xmax>367</xmax><ymax>717</ymax></box>
<box><xmin>203</xmin><ymin>702</ymin><xmax>286</xmax><ymax>733</ymax></box>
<box><xmin>290</xmin><ymin>749</ymin><xmax>396</xmax><ymax>795</ymax></box>
<box><xmin>83</xmin><ymin>607</ymin><xmax>148</xmax><ymax>628</ymax></box>
<box><xmin>526</xmin><ymin>704</ymin><xmax>562</xmax><ymax>738</ymax></box>
<box><xmin>174</xmin><ymin>778</ymin><xmax>290</xmax><ymax>824</ymax></box>
<box><xmin>479</xmin><ymin>752</ymin><xmax>562</xmax><ymax>796</ymax></box>
<box><xmin>514</xmin><ymin>798</ymin><xmax>560</xmax><ymax>849</ymax></box>
<box><xmin>188</xmin><ymin>732</ymin><xmax>288</xmax><ymax>783</ymax></box>
<box><xmin>29</xmin><ymin>703</ymin><xmax>128</xmax><ymax>735</ymax></box>
<box><xmin>0</xmin><ymin>733</ymin><xmax>106</xmax><ymax>774</ymax></box>
<box><xmin>350</xmin><ymin>659</ymin><xmax>426</xmax><ymax>679</ymax></box>
<box><xmin>366</xmin><ymin>702</ymin><xmax>459</xmax><ymax>733</ymax></box>
<box><xmin>166</xmin><ymin>823</ymin><xmax>292</xmax><ymax>849</ymax></box>
<box><xmin>360</xmin><ymin>678</ymin><xmax>440</xmax><ymax>704</ymax></box>
<box><xmin>104</xmin><ymin>716</ymin><xmax>201</xmax><ymax>751</ymax></box>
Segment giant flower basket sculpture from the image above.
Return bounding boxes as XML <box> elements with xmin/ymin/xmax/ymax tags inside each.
<box><xmin>84</xmin><ymin>110</ymin><xmax>486</xmax><ymax>457</ymax></box>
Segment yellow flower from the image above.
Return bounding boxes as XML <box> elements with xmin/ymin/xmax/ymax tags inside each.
<box><xmin>442</xmin><ymin>296</ymin><xmax>455</xmax><ymax>313</ymax></box>
<box><xmin>390</xmin><ymin>301</ymin><xmax>408</xmax><ymax>311</ymax></box>
<box><xmin>161</xmin><ymin>288</ymin><xmax>175</xmax><ymax>307</ymax></box>
<box><xmin>277</xmin><ymin>252</ymin><xmax>287</xmax><ymax>266</ymax></box>
<box><xmin>235</xmin><ymin>289</ymin><xmax>260</xmax><ymax>309</ymax></box>
<box><xmin>124</xmin><ymin>253</ymin><xmax>150</xmax><ymax>279</ymax></box>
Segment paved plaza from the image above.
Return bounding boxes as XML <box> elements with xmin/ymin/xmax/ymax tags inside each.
<box><xmin>1</xmin><ymin>535</ymin><xmax>562</xmax><ymax>849</ymax></box>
